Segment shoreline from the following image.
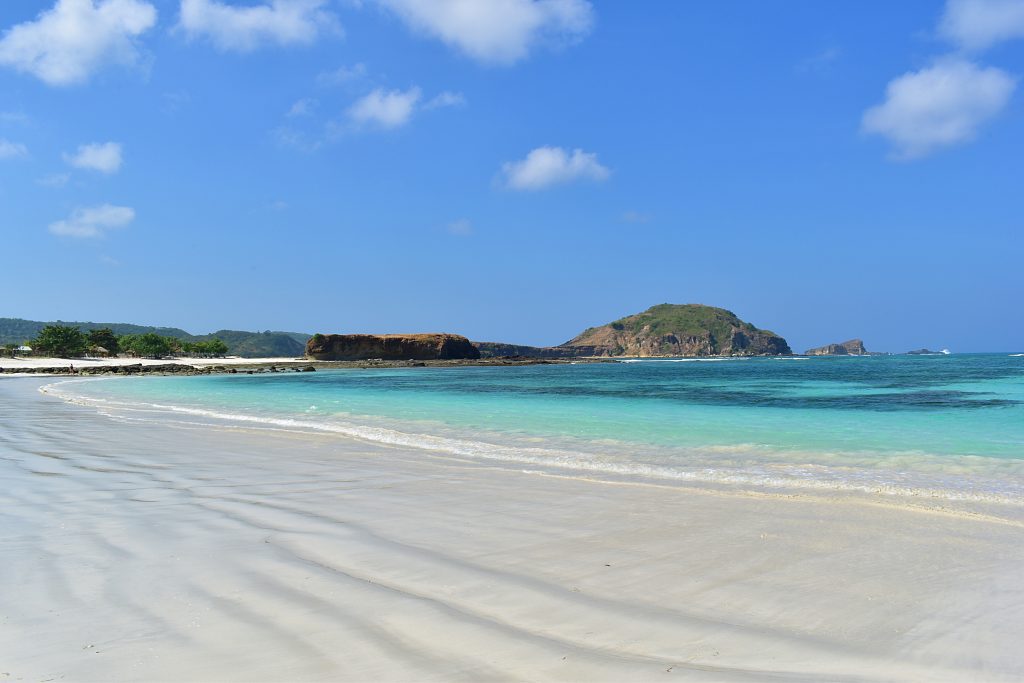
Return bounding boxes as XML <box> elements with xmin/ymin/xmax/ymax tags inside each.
<box><xmin>42</xmin><ymin>375</ymin><xmax>1024</xmax><ymax>518</ymax></box>
<box><xmin>0</xmin><ymin>355</ymin><xmax>615</xmax><ymax>376</ymax></box>
<box><xmin>3</xmin><ymin>377</ymin><xmax>1023</xmax><ymax>680</ymax></box>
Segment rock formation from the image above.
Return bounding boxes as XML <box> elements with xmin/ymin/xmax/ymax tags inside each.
<box><xmin>305</xmin><ymin>333</ymin><xmax>480</xmax><ymax>361</ymax></box>
<box><xmin>804</xmin><ymin>339</ymin><xmax>869</xmax><ymax>356</ymax></box>
<box><xmin>475</xmin><ymin>304</ymin><xmax>791</xmax><ymax>358</ymax></box>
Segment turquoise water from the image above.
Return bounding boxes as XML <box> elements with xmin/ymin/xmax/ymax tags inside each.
<box><xmin>52</xmin><ymin>354</ymin><xmax>1024</xmax><ymax>502</ymax></box>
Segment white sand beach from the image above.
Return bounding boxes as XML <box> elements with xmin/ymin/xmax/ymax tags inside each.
<box><xmin>0</xmin><ymin>356</ymin><xmax>302</xmax><ymax>370</ymax></box>
<box><xmin>2</xmin><ymin>377</ymin><xmax>1023</xmax><ymax>681</ymax></box>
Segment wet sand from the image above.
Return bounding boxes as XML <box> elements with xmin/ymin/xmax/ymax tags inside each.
<box><xmin>1</xmin><ymin>377</ymin><xmax>1022</xmax><ymax>681</ymax></box>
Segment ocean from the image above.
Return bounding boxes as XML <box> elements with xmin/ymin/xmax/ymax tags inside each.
<box><xmin>47</xmin><ymin>353</ymin><xmax>1024</xmax><ymax>504</ymax></box>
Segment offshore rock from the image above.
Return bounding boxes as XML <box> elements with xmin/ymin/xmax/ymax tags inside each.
<box><xmin>804</xmin><ymin>339</ymin><xmax>869</xmax><ymax>356</ymax></box>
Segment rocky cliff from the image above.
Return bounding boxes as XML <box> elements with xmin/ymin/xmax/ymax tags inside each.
<box><xmin>476</xmin><ymin>304</ymin><xmax>791</xmax><ymax>358</ymax></box>
<box><xmin>305</xmin><ymin>333</ymin><xmax>480</xmax><ymax>361</ymax></box>
<box><xmin>804</xmin><ymin>339</ymin><xmax>869</xmax><ymax>356</ymax></box>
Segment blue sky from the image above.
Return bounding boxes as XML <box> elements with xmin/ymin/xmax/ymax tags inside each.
<box><xmin>1</xmin><ymin>0</ymin><xmax>1022</xmax><ymax>352</ymax></box>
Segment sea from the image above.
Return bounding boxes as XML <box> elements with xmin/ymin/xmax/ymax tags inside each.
<box><xmin>46</xmin><ymin>353</ymin><xmax>1024</xmax><ymax>505</ymax></box>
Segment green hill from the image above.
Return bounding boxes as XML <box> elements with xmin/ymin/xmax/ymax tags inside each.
<box><xmin>563</xmin><ymin>304</ymin><xmax>791</xmax><ymax>356</ymax></box>
<box><xmin>0</xmin><ymin>318</ymin><xmax>309</xmax><ymax>358</ymax></box>
<box><xmin>200</xmin><ymin>330</ymin><xmax>306</xmax><ymax>357</ymax></box>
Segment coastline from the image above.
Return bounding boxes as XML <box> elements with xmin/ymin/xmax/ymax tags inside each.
<box><xmin>3</xmin><ymin>377</ymin><xmax>1023</xmax><ymax>681</ymax></box>
<box><xmin>0</xmin><ymin>355</ymin><xmax>614</xmax><ymax>376</ymax></box>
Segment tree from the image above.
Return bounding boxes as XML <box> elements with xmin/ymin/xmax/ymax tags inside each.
<box><xmin>118</xmin><ymin>334</ymin><xmax>140</xmax><ymax>356</ymax></box>
<box><xmin>120</xmin><ymin>333</ymin><xmax>171</xmax><ymax>359</ymax></box>
<box><xmin>33</xmin><ymin>325</ymin><xmax>88</xmax><ymax>358</ymax></box>
<box><xmin>132</xmin><ymin>333</ymin><xmax>171</xmax><ymax>359</ymax></box>
<box><xmin>204</xmin><ymin>338</ymin><xmax>228</xmax><ymax>356</ymax></box>
<box><xmin>87</xmin><ymin>328</ymin><xmax>120</xmax><ymax>355</ymax></box>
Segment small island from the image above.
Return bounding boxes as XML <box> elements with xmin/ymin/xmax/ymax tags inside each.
<box><xmin>804</xmin><ymin>339</ymin><xmax>872</xmax><ymax>356</ymax></box>
<box><xmin>476</xmin><ymin>303</ymin><xmax>792</xmax><ymax>358</ymax></box>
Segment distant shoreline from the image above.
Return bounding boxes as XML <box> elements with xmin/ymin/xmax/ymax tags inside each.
<box><xmin>0</xmin><ymin>355</ymin><xmax>616</xmax><ymax>376</ymax></box>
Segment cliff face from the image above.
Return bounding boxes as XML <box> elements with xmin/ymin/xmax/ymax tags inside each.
<box><xmin>559</xmin><ymin>304</ymin><xmax>791</xmax><ymax>357</ymax></box>
<box><xmin>804</xmin><ymin>339</ymin><xmax>869</xmax><ymax>356</ymax></box>
<box><xmin>306</xmin><ymin>334</ymin><xmax>480</xmax><ymax>361</ymax></box>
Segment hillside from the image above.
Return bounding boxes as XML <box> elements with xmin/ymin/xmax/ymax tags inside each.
<box><xmin>475</xmin><ymin>304</ymin><xmax>791</xmax><ymax>358</ymax></box>
<box><xmin>0</xmin><ymin>318</ymin><xmax>309</xmax><ymax>358</ymax></box>
<box><xmin>562</xmin><ymin>304</ymin><xmax>791</xmax><ymax>356</ymax></box>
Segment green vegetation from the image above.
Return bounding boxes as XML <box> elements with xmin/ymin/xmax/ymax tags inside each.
<box><xmin>119</xmin><ymin>333</ymin><xmax>172</xmax><ymax>358</ymax></box>
<box><xmin>203</xmin><ymin>330</ymin><xmax>304</xmax><ymax>358</ymax></box>
<box><xmin>182</xmin><ymin>339</ymin><xmax>229</xmax><ymax>356</ymax></box>
<box><xmin>0</xmin><ymin>318</ymin><xmax>309</xmax><ymax>358</ymax></box>
<box><xmin>563</xmin><ymin>303</ymin><xmax>792</xmax><ymax>356</ymax></box>
<box><xmin>87</xmin><ymin>328</ymin><xmax>120</xmax><ymax>355</ymax></box>
<box><xmin>608</xmin><ymin>303</ymin><xmax>774</xmax><ymax>340</ymax></box>
<box><xmin>32</xmin><ymin>325</ymin><xmax>88</xmax><ymax>357</ymax></box>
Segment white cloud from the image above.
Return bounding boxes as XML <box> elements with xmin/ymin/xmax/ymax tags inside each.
<box><xmin>862</xmin><ymin>59</ymin><xmax>1016</xmax><ymax>159</ymax></box>
<box><xmin>347</xmin><ymin>87</ymin><xmax>422</xmax><ymax>128</ymax></box>
<box><xmin>0</xmin><ymin>139</ymin><xmax>28</xmax><ymax>159</ymax></box>
<box><xmin>287</xmin><ymin>97</ymin><xmax>317</xmax><ymax>117</ymax></box>
<box><xmin>317</xmin><ymin>62</ymin><xmax>366</xmax><ymax>86</ymax></box>
<box><xmin>0</xmin><ymin>0</ymin><xmax>157</xmax><ymax>86</ymax></box>
<box><xmin>424</xmin><ymin>90</ymin><xmax>465</xmax><ymax>109</ymax></box>
<box><xmin>939</xmin><ymin>0</ymin><xmax>1024</xmax><ymax>51</ymax></box>
<box><xmin>178</xmin><ymin>0</ymin><xmax>340</xmax><ymax>52</ymax></box>
<box><xmin>447</xmin><ymin>218</ymin><xmax>473</xmax><ymax>235</ymax></box>
<box><xmin>375</xmin><ymin>0</ymin><xmax>593</xmax><ymax>65</ymax></box>
<box><xmin>49</xmin><ymin>204</ymin><xmax>135</xmax><ymax>238</ymax></box>
<box><xmin>64</xmin><ymin>141</ymin><xmax>123</xmax><ymax>173</ymax></box>
<box><xmin>797</xmin><ymin>46</ymin><xmax>841</xmax><ymax>74</ymax></box>
<box><xmin>0</xmin><ymin>111</ymin><xmax>31</xmax><ymax>125</ymax></box>
<box><xmin>501</xmin><ymin>146</ymin><xmax>609</xmax><ymax>190</ymax></box>
<box><xmin>38</xmin><ymin>173</ymin><xmax>71</xmax><ymax>187</ymax></box>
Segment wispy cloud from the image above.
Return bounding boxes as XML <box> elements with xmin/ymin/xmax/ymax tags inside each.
<box><xmin>446</xmin><ymin>218</ymin><xmax>473</xmax><ymax>236</ymax></box>
<box><xmin>424</xmin><ymin>90</ymin><xmax>465</xmax><ymax>110</ymax></box>
<box><xmin>0</xmin><ymin>111</ymin><xmax>31</xmax><ymax>125</ymax></box>
<box><xmin>500</xmin><ymin>146</ymin><xmax>610</xmax><ymax>190</ymax></box>
<box><xmin>287</xmin><ymin>97</ymin><xmax>317</xmax><ymax>117</ymax></box>
<box><xmin>621</xmin><ymin>210</ymin><xmax>652</xmax><ymax>224</ymax></box>
<box><xmin>162</xmin><ymin>90</ymin><xmax>191</xmax><ymax>114</ymax></box>
<box><xmin>939</xmin><ymin>0</ymin><xmax>1024</xmax><ymax>51</ymax></box>
<box><xmin>178</xmin><ymin>0</ymin><xmax>340</xmax><ymax>52</ymax></box>
<box><xmin>0</xmin><ymin>139</ymin><xmax>28</xmax><ymax>159</ymax></box>
<box><xmin>797</xmin><ymin>46</ymin><xmax>841</xmax><ymax>74</ymax></box>
<box><xmin>373</xmin><ymin>0</ymin><xmax>593</xmax><ymax>65</ymax></box>
<box><xmin>862</xmin><ymin>59</ymin><xmax>1016</xmax><ymax>159</ymax></box>
<box><xmin>37</xmin><ymin>173</ymin><xmax>71</xmax><ymax>187</ymax></box>
<box><xmin>49</xmin><ymin>204</ymin><xmax>135</xmax><ymax>238</ymax></box>
<box><xmin>0</xmin><ymin>0</ymin><xmax>157</xmax><ymax>86</ymax></box>
<box><xmin>317</xmin><ymin>62</ymin><xmax>366</xmax><ymax>87</ymax></box>
<box><xmin>64</xmin><ymin>141</ymin><xmax>123</xmax><ymax>173</ymax></box>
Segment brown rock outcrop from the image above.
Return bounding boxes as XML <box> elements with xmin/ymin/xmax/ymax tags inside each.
<box><xmin>305</xmin><ymin>333</ymin><xmax>481</xmax><ymax>361</ymax></box>
<box><xmin>804</xmin><ymin>339</ymin><xmax>869</xmax><ymax>356</ymax></box>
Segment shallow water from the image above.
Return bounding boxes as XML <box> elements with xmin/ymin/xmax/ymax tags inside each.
<box><xmin>49</xmin><ymin>354</ymin><xmax>1024</xmax><ymax>503</ymax></box>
